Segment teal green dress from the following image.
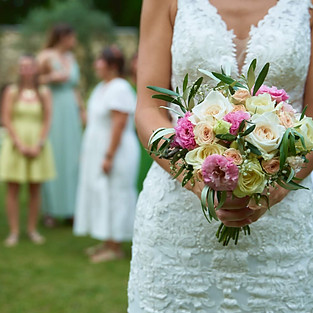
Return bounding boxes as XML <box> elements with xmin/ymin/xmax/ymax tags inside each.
<box><xmin>42</xmin><ymin>55</ymin><xmax>82</xmax><ymax>218</ymax></box>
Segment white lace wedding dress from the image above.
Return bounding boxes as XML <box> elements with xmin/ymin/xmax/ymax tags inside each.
<box><xmin>128</xmin><ymin>0</ymin><xmax>313</xmax><ymax>312</ymax></box>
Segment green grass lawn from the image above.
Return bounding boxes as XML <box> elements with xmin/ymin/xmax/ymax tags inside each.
<box><xmin>0</xmin><ymin>184</ymin><xmax>131</xmax><ymax>313</ymax></box>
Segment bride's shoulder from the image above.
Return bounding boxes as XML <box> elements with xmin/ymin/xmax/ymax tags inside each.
<box><xmin>142</xmin><ymin>0</ymin><xmax>177</xmax><ymax>24</ymax></box>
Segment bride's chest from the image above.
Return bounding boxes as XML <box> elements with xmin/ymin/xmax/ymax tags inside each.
<box><xmin>171</xmin><ymin>0</ymin><xmax>311</xmax><ymax>101</ymax></box>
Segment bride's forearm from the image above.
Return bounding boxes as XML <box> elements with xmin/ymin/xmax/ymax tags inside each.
<box><xmin>296</xmin><ymin>151</ymin><xmax>313</xmax><ymax>180</ymax></box>
<box><xmin>136</xmin><ymin>105</ymin><xmax>175</xmax><ymax>174</ymax></box>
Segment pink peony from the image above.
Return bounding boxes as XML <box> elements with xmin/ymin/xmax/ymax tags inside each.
<box><xmin>255</xmin><ymin>85</ymin><xmax>289</xmax><ymax>103</ymax></box>
<box><xmin>172</xmin><ymin>112</ymin><xmax>197</xmax><ymax>150</ymax></box>
<box><xmin>223</xmin><ymin>110</ymin><xmax>251</xmax><ymax>135</ymax></box>
<box><xmin>201</xmin><ymin>154</ymin><xmax>239</xmax><ymax>191</ymax></box>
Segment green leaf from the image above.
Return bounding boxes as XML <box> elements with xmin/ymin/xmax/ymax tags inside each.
<box><xmin>159</xmin><ymin>106</ymin><xmax>184</xmax><ymax>118</ymax></box>
<box><xmin>246</xmin><ymin>142</ymin><xmax>262</xmax><ymax>155</ymax></box>
<box><xmin>288</xmin><ymin>180</ymin><xmax>309</xmax><ymax>190</ymax></box>
<box><xmin>188</xmin><ymin>77</ymin><xmax>203</xmax><ymax>105</ymax></box>
<box><xmin>241</xmin><ymin>124</ymin><xmax>256</xmax><ymax>136</ymax></box>
<box><xmin>183</xmin><ymin>74</ymin><xmax>188</xmax><ymax>92</ymax></box>
<box><xmin>216</xmin><ymin>190</ymin><xmax>227</xmax><ymax>210</ymax></box>
<box><xmin>247</xmin><ymin>59</ymin><xmax>257</xmax><ymax>91</ymax></box>
<box><xmin>208</xmin><ymin>189</ymin><xmax>218</xmax><ymax>221</ymax></box>
<box><xmin>172</xmin><ymin>164</ymin><xmax>185</xmax><ymax>179</ymax></box>
<box><xmin>238</xmin><ymin>119</ymin><xmax>246</xmax><ymax>133</ymax></box>
<box><xmin>201</xmin><ymin>185</ymin><xmax>212</xmax><ymax>223</ymax></box>
<box><xmin>216</xmin><ymin>133</ymin><xmax>237</xmax><ymax>141</ymax></box>
<box><xmin>279</xmin><ymin>128</ymin><xmax>290</xmax><ymax>169</ymax></box>
<box><xmin>300</xmin><ymin>105</ymin><xmax>308</xmax><ymax>121</ymax></box>
<box><xmin>289</xmin><ymin>132</ymin><xmax>296</xmax><ymax>155</ymax></box>
<box><xmin>211</xmin><ymin>72</ymin><xmax>247</xmax><ymax>89</ymax></box>
<box><xmin>286</xmin><ymin>168</ymin><xmax>295</xmax><ymax>183</ymax></box>
<box><xmin>148</xmin><ymin>128</ymin><xmax>175</xmax><ymax>146</ymax></box>
<box><xmin>152</xmin><ymin>94</ymin><xmax>182</xmax><ymax>106</ymax></box>
<box><xmin>147</xmin><ymin>86</ymin><xmax>180</xmax><ymax>97</ymax></box>
<box><xmin>253</xmin><ymin>62</ymin><xmax>270</xmax><ymax>96</ymax></box>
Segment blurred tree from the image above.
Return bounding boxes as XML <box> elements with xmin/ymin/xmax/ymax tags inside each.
<box><xmin>93</xmin><ymin>0</ymin><xmax>142</xmax><ymax>27</ymax></box>
<box><xmin>0</xmin><ymin>0</ymin><xmax>142</xmax><ymax>27</ymax></box>
<box><xmin>0</xmin><ymin>0</ymin><xmax>50</xmax><ymax>24</ymax></box>
<box><xmin>17</xmin><ymin>1</ymin><xmax>115</xmax><ymax>92</ymax></box>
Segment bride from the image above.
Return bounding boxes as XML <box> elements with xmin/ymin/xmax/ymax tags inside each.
<box><xmin>128</xmin><ymin>0</ymin><xmax>313</xmax><ymax>312</ymax></box>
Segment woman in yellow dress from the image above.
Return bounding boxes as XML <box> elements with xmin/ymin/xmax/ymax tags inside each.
<box><xmin>0</xmin><ymin>55</ymin><xmax>55</xmax><ymax>247</ymax></box>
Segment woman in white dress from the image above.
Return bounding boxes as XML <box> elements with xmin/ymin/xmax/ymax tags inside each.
<box><xmin>128</xmin><ymin>0</ymin><xmax>313</xmax><ymax>312</ymax></box>
<box><xmin>74</xmin><ymin>46</ymin><xmax>140</xmax><ymax>263</ymax></box>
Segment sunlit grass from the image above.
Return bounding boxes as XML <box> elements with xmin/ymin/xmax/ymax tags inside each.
<box><xmin>0</xmin><ymin>183</ymin><xmax>131</xmax><ymax>313</ymax></box>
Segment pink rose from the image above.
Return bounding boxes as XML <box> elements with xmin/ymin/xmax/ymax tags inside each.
<box><xmin>223</xmin><ymin>110</ymin><xmax>251</xmax><ymax>135</ymax></box>
<box><xmin>261</xmin><ymin>158</ymin><xmax>280</xmax><ymax>175</ymax></box>
<box><xmin>172</xmin><ymin>112</ymin><xmax>197</xmax><ymax>150</ymax></box>
<box><xmin>255</xmin><ymin>85</ymin><xmax>289</xmax><ymax>103</ymax></box>
<box><xmin>201</xmin><ymin>154</ymin><xmax>239</xmax><ymax>191</ymax></box>
<box><xmin>223</xmin><ymin>148</ymin><xmax>243</xmax><ymax>165</ymax></box>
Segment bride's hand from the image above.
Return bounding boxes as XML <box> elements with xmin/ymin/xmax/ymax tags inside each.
<box><xmin>190</xmin><ymin>182</ymin><xmax>269</xmax><ymax>227</ymax></box>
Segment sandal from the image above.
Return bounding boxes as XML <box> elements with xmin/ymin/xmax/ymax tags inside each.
<box><xmin>90</xmin><ymin>248</ymin><xmax>125</xmax><ymax>264</ymax></box>
<box><xmin>85</xmin><ymin>243</ymin><xmax>107</xmax><ymax>256</ymax></box>
<box><xmin>4</xmin><ymin>233</ymin><xmax>19</xmax><ymax>247</ymax></box>
<box><xmin>28</xmin><ymin>231</ymin><xmax>46</xmax><ymax>245</ymax></box>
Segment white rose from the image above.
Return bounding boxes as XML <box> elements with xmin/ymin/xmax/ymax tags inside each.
<box><xmin>246</xmin><ymin>112</ymin><xmax>286</xmax><ymax>159</ymax></box>
<box><xmin>190</xmin><ymin>90</ymin><xmax>233</xmax><ymax>123</ymax></box>
<box><xmin>294</xmin><ymin>116</ymin><xmax>313</xmax><ymax>151</ymax></box>
<box><xmin>245</xmin><ymin>93</ymin><xmax>275</xmax><ymax>114</ymax></box>
<box><xmin>185</xmin><ymin>144</ymin><xmax>226</xmax><ymax>169</ymax></box>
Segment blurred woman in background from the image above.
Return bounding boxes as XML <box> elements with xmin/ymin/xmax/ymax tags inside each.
<box><xmin>37</xmin><ymin>23</ymin><xmax>85</xmax><ymax>227</ymax></box>
<box><xmin>0</xmin><ymin>55</ymin><xmax>55</xmax><ymax>247</ymax></box>
<box><xmin>74</xmin><ymin>46</ymin><xmax>140</xmax><ymax>263</ymax></box>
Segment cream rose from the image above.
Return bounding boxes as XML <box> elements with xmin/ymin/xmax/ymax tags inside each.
<box><xmin>233</xmin><ymin>159</ymin><xmax>267</xmax><ymax>198</ymax></box>
<box><xmin>261</xmin><ymin>158</ymin><xmax>280</xmax><ymax>174</ymax></box>
<box><xmin>232</xmin><ymin>104</ymin><xmax>247</xmax><ymax>112</ymax></box>
<box><xmin>294</xmin><ymin>116</ymin><xmax>313</xmax><ymax>151</ymax></box>
<box><xmin>278</xmin><ymin>111</ymin><xmax>294</xmax><ymax>128</ymax></box>
<box><xmin>223</xmin><ymin>148</ymin><xmax>243</xmax><ymax>165</ymax></box>
<box><xmin>185</xmin><ymin>144</ymin><xmax>226</xmax><ymax>169</ymax></box>
<box><xmin>193</xmin><ymin>118</ymin><xmax>216</xmax><ymax>146</ymax></box>
<box><xmin>231</xmin><ymin>88</ymin><xmax>251</xmax><ymax>105</ymax></box>
<box><xmin>246</xmin><ymin>112</ymin><xmax>286</xmax><ymax>159</ymax></box>
<box><xmin>245</xmin><ymin>93</ymin><xmax>275</xmax><ymax>114</ymax></box>
<box><xmin>191</xmin><ymin>90</ymin><xmax>233</xmax><ymax>122</ymax></box>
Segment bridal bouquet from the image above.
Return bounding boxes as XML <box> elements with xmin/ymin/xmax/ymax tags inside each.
<box><xmin>148</xmin><ymin>59</ymin><xmax>313</xmax><ymax>245</ymax></box>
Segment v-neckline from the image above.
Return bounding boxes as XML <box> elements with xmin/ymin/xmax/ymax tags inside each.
<box><xmin>205</xmin><ymin>0</ymin><xmax>281</xmax><ymax>75</ymax></box>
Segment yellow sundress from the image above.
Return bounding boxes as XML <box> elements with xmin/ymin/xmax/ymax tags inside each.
<box><xmin>0</xmin><ymin>89</ymin><xmax>56</xmax><ymax>183</ymax></box>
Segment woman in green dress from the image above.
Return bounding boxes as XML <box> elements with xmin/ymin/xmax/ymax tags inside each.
<box><xmin>0</xmin><ymin>55</ymin><xmax>55</xmax><ymax>246</ymax></box>
<box><xmin>37</xmin><ymin>24</ymin><xmax>85</xmax><ymax>226</ymax></box>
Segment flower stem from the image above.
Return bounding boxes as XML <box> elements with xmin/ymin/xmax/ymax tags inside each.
<box><xmin>216</xmin><ymin>223</ymin><xmax>251</xmax><ymax>246</ymax></box>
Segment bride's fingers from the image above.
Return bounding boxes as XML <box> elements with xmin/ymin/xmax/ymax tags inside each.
<box><xmin>248</xmin><ymin>197</ymin><xmax>268</xmax><ymax>210</ymax></box>
<box><xmin>216</xmin><ymin>207</ymin><xmax>254</xmax><ymax>222</ymax></box>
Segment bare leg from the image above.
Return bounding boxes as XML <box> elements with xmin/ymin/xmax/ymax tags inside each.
<box><xmin>4</xmin><ymin>182</ymin><xmax>20</xmax><ymax>246</ymax></box>
<box><xmin>28</xmin><ymin>183</ymin><xmax>45</xmax><ymax>244</ymax></box>
<box><xmin>6</xmin><ymin>182</ymin><xmax>20</xmax><ymax>235</ymax></box>
<box><xmin>28</xmin><ymin>183</ymin><xmax>41</xmax><ymax>233</ymax></box>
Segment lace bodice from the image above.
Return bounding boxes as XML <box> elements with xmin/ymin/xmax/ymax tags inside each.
<box><xmin>128</xmin><ymin>1</ymin><xmax>313</xmax><ymax>312</ymax></box>
<box><xmin>171</xmin><ymin>0</ymin><xmax>312</xmax><ymax>112</ymax></box>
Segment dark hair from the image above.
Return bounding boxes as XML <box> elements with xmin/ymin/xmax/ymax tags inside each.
<box><xmin>100</xmin><ymin>46</ymin><xmax>125</xmax><ymax>76</ymax></box>
<box><xmin>46</xmin><ymin>23</ymin><xmax>74</xmax><ymax>48</ymax></box>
